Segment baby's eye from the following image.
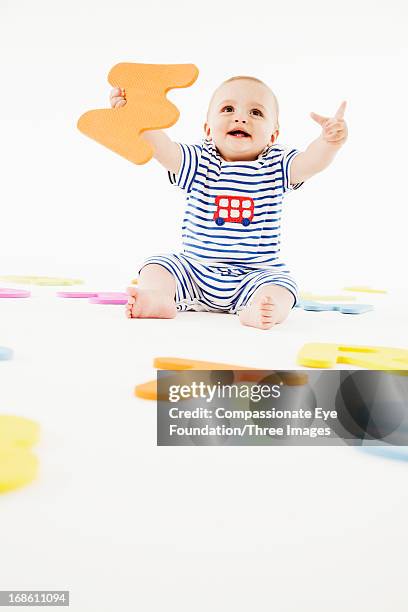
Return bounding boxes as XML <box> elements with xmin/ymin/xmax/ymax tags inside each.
<box><xmin>221</xmin><ymin>105</ymin><xmax>234</xmax><ymax>113</ymax></box>
<box><xmin>250</xmin><ymin>108</ymin><xmax>263</xmax><ymax>117</ymax></box>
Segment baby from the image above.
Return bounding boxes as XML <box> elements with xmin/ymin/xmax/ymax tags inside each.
<box><xmin>110</xmin><ymin>76</ymin><xmax>347</xmax><ymax>330</ymax></box>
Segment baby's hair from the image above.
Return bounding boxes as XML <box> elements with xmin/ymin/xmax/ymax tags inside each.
<box><xmin>207</xmin><ymin>75</ymin><xmax>280</xmax><ymax>127</ymax></box>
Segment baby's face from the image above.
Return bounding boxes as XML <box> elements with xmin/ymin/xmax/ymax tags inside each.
<box><xmin>204</xmin><ymin>80</ymin><xmax>279</xmax><ymax>161</ymax></box>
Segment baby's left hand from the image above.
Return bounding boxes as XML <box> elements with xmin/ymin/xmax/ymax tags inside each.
<box><xmin>310</xmin><ymin>101</ymin><xmax>348</xmax><ymax>146</ymax></box>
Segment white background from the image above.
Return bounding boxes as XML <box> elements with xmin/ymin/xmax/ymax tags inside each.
<box><xmin>1</xmin><ymin>2</ymin><xmax>408</xmax><ymax>611</ymax></box>
<box><xmin>1</xmin><ymin>0</ymin><xmax>407</xmax><ymax>288</ymax></box>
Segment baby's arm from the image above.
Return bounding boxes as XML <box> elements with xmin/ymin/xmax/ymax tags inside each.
<box><xmin>290</xmin><ymin>101</ymin><xmax>347</xmax><ymax>184</ymax></box>
<box><xmin>110</xmin><ymin>88</ymin><xmax>181</xmax><ymax>174</ymax></box>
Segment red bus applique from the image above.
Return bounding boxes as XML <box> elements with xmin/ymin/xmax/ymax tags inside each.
<box><xmin>213</xmin><ymin>195</ymin><xmax>255</xmax><ymax>227</ymax></box>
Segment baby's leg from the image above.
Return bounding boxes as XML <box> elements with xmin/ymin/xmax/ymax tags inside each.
<box><xmin>126</xmin><ymin>264</ymin><xmax>177</xmax><ymax>319</ymax></box>
<box><xmin>238</xmin><ymin>284</ymin><xmax>294</xmax><ymax>330</ymax></box>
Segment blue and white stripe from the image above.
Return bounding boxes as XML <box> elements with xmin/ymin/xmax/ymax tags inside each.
<box><xmin>141</xmin><ymin>253</ymin><xmax>298</xmax><ymax>313</ymax></box>
<box><xmin>140</xmin><ymin>139</ymin><xmax>302</xmax><ymax>312</ymax></box>
<box><xmin>168</xmin><ymin>138</ymin><xmax>302</xmax><ymax>266</ymax></box>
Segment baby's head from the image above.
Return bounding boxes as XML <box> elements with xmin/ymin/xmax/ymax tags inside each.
<box><xmin>204</xmin><ymin>76</ymin><xmax>280</xmax><ymax>162</ymax></box>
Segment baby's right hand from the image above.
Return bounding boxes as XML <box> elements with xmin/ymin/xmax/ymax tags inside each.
<box><xmin>110</xmin><ymin>87</ymin><xmax>126</xmax><ymax>108</ymax></box>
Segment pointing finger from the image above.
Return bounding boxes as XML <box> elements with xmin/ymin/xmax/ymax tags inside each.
<box><xmin>334</xmin><ymin>100</ymin><xmax>347</xmax><ymax>119</ymax></box>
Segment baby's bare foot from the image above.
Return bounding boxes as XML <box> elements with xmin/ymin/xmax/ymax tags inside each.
<box><xmin>238</xmin><ymin>296</ymin><xmax>281</xmax><ymax>330</ymax></box>
<box><xmin>125</xmin><ymin>287</ymin><xmax>177</xmax><ymax>319</ymax></box>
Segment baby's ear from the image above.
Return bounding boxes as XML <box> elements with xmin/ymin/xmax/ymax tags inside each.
<box><xmin>270</xmin><ymin>129</ymin><xmax>279</xmax><ymax>144</ymax></box>
<box><xmin>204</xmin><ymin>122</ymin><xmax>211</xmax><ymax>138</ymax></box>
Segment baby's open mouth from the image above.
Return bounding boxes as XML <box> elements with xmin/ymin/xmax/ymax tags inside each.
<box><xmin>227</xmin><ymin>129</ymin><xmax>251</xmax><ymax>138</ymax></box>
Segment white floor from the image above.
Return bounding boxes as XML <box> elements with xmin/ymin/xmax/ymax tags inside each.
<box><xmin>1</xmin><ymin>272</ymin><xmax>408</xmax><ymax>611</ymax></box>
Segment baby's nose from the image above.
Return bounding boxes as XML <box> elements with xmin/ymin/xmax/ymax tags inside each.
<box><xmin>235</xmin><ymin>118</ymin><xmax>247</xmax><ymax>123</ymax></box>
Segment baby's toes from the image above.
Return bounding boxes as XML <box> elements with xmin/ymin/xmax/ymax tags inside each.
<box><xmin>131</xmin><ymin>300</ymin><xmax>142</xmax><ymax>318</ymax></box>
<box><xmin>261</xmin><ymin>313</ymin><xmax>274</xmax><ymax>329</ymax></box>
<box><xmin>260</xmin><ymin>297</ymin><xmax>275</xmax><ymax>312</ymax></box>
<box><xmin>126</xmin><ymin>286</ymin><xmax>137</xmax><ymax>299</ymax></box>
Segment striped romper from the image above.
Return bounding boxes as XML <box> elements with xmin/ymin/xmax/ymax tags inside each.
<box><xmin>141</xmin><ymin>138</ymin><xmax>303</xmax><ymax>314</ymax></box>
